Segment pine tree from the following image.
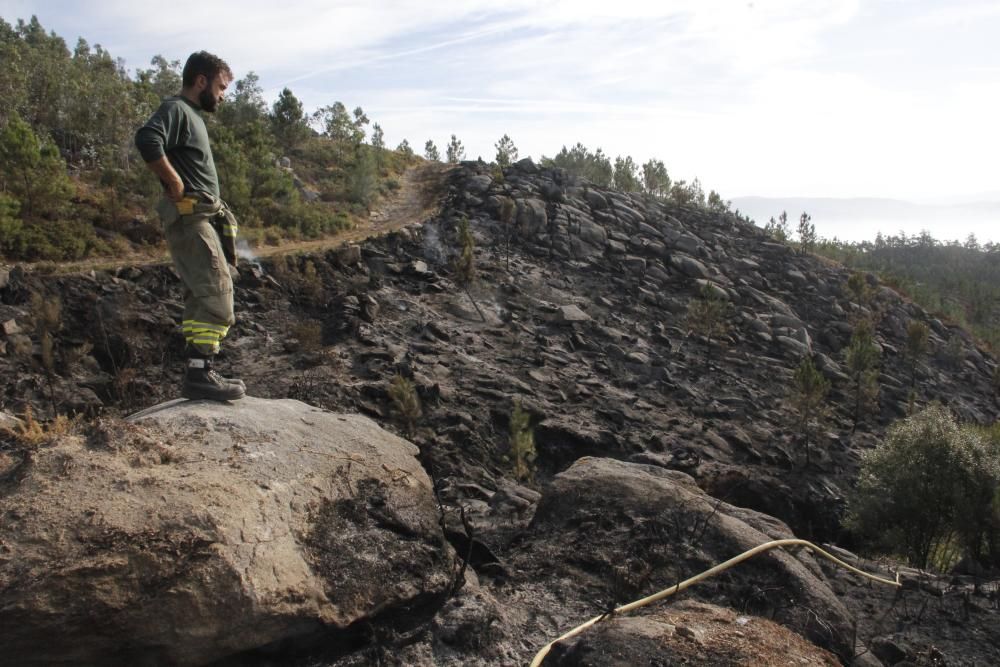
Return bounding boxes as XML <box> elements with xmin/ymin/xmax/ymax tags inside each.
<box><xmin>454</xmin><ymin>215</ymin><xmax>485</xmax><ymax>321</ymax></box>
<box><xmin>641</xmin><ymin>159</ymin><xmax>670</xmax><ymax>197</ymax></box>
<box><xmin>688</xmin><ymin>177</ymin><xmax>706</xmax><ymax>206</ymax></box>
<box><xmin>388</xmin><ymin>374</ymin><xmax>422</xmax><ymax>437</ymax></box>
<box><xmin>707</xmin><ymin>190</ymin><xmax>728</xmax><ymax>212</ymax></box>
<box><xmin>767</xmin><ymin>211</ymin><xmax>790</xmax><ymax>242</ymax></box>
<box><xmin>789</xmin><ymin>357</ymin><xmax>831</xmax><ymax>466</ymax></box>
<box><xmin>543</xmin><ymin>143</ymin><xmax>614</xmax><ymax>186</ymax></box>
<box><xmin>612</xmin><ymin>155</ymin><xmax>640</xmax><ymax>192</ymax></box>
<box><xmin>351</xmin><ymin>106</ymin><xmax>369</xmax><ymax>146</ymax></box>
<box><xmin>397</xmin><ymin>139</ymin><xmax>413</xmax><ymax>157</ymax></box>
<box><xmin>495</xmin><ymin>134</ymin><xmax>518</xmax><ymax>169</ymax></box>
<box><xmin>370</xmin><ymin>122</ymin><xmax>385</xmax><ymax>168</ymax></box>
<box><xmin>424</xmin><ymin>139</ymin><xmax>440</xmax><ymax>161</ymax></box>
<box><xmin>270</xmin><ymin>87</ymin><xmax>311</xmax><ymax>150</ymax></box>
<box><xmin>797</xmin><ymin>211</ymin><xmax>816</xmax><ymax>253</ymax></box>
<box><xmin>446</xmin><ymin>134</ymin><xmax>465</xmax><ymax>163</ymax></box>
<box><xmin>846</xmin><ymin>318</ymin><xmax>881</xmax><ymax>432</ymax></box>
<box><xmin>686</xmin><ymin>284</ymin><xmax>728</xmax><ymax>369</ymax></box>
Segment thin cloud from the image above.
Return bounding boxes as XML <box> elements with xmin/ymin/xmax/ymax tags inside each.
<box><xmin>5</xmin><ymin>0</ymin><xmax>998</xmax><ymax>207</ymax></box>
<box><xmin>280</xmin><ymin>21</ymin><xmax>518</xmax><ymax>87</ymax></box>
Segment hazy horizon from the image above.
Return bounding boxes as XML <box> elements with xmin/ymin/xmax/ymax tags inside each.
<box><xmin>732</xmin><ymin>195</ymin><xmax>1000</xmax><ymax>245</ymax></box>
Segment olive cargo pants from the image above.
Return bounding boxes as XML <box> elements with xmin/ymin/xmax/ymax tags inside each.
<box><xmin>157</xmin><ymin>196</ymin><xmax>236</xmax><ymax>356</ymax></box>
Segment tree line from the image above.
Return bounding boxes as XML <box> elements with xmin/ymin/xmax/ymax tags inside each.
<box><xmin>759</xmin><ymin>210</ymin><xmax>1000</xmax><ymax>351</ymax></box>
<box><xmin>417</xmin><ymin>135</ymin><xmax>733</xmax><ymax>214</ymax></box>
<box><xmin>538</xmin><ymin>142</ymin><xmax>730</xmax><ymax>210</ymax></box>
<box><xmin>0</xmin><ymin>16</ymin><xmax>413</xmax><ymax>261</ymax></box>
<box><xmin>1</xmin><ymin>15</ymin><xmax>739</xmax><ymax>263</ymax></box>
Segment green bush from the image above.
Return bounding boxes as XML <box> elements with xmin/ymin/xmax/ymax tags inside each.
<box><xmin>0</xmin><ymin>112</ymin><xmax>73</xmax><ymax>219</ymax></box>
<box><xmin>0</xmin><ymin>194</ymin><xmax>25</xmax><ymax>255</ymax></box>
<box><xmin>348</xmin><ymin>148</ymin><xmax>377</xmax><ymax>207</ymax></box>
<box><xmin>848</xmin><ymin>404</ymin><xmax>1000</xmax><ymax>569</ymax></box>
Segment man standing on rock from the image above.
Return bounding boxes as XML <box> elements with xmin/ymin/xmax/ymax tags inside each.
<box><xmin>135</xmin><ymin>51</ymin><xmax>245</xmax><ymax>401</ymax></box>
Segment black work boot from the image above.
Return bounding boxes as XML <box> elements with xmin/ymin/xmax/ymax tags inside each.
<box><xmin>182</xmin><ymin>357</ymin><xmax>246</xmax><ymax>401</ymax></box>
<box><xmin>184</xmin><ymin>345</ymin><xmax>245</xmax><ymax>390</ymax></box>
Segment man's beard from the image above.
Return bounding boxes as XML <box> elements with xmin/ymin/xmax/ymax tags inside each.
<box><xmin>199</xmin><ymin>88</ymin><xmax>219</xmax><ymax>112</ymax></box>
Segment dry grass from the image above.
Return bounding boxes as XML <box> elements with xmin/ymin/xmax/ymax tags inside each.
<box><xmin>292</xmin><ymin>320</ymin><xmax>324</xmax><ymax>352</ymax></box>
<box><xmin>2</xmin><ymin>405</ymin><xmax>74</xmax><ymax>449</ymax></box>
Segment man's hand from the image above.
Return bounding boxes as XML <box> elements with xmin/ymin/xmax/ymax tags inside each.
<box><xmin>164</xmin><ymin>176</ymin><xmax>184</xmax><ymax>202</ymax></box>
<box><xmin>145</xmin><ymin>156</ymin><xmax>185</xmax><ymax>201</ymax></box>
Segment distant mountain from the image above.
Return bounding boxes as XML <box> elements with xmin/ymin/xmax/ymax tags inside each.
<box><xmin>918</xmin><ymin>190</ymin><xmax>1000</xmax><ymax>206</ymax></box>
<box><xmin>730</xmin><ymin>196</ymin><xmax>1000</xmax><ymax>242</ymax></box>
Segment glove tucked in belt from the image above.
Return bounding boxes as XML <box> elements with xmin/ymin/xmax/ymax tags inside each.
<box><xmin>213</xmin><ymin>204</ymin><xmax>239</xmax><ymax>266</ymax></box>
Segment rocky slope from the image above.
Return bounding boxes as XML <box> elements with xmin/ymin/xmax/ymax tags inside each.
<box><xmin>2</xmin><ymin>159</ymin><xmax>1000</xmax><ymax>665</ymax></box>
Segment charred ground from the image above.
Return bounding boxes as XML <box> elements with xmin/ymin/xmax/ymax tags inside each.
<box><xmin>2</xmin><ymin>160</ymin><xmax>1000</xmax><ymax>665</ymax></box>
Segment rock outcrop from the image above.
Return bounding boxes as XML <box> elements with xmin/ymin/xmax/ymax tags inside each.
<box><xmin>0</xmin><ymin>397</ymin><xmax>454</xmax><ymax>666</ymax></box>
<box><xmin>512</xmin><ymin>457</ymin><xmax>860</xmax><ymax>663</ymax></box>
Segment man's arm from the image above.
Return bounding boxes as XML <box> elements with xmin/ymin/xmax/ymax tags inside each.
<box><xmin>135</xmin><ymin>102</ymin><xmax>186</xmax><ymax>201</ymax></box>
<box><xmin>144</xmin><ymin>156</ymin><xmax>185</xmax><ymax>202</ymax></box>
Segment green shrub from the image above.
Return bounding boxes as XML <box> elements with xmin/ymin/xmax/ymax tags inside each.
<box><xmin>848</xmin><ymin>404</ymin><xmax>1000</xmax><ymax>569</ymax></box>
<box><xmin>0</xmin><ymin>112</ymin><xmax>72</xmax><ymax>219</ymax></box>
<box><xmin>0</xmin><ymin>194</ymin><xmax>25</xmax><ymax>256</ymax></box>
<box><xmin>348</xmin><ymin>149</ymin><xmax>377</xmax><ymax>208</ymax></box>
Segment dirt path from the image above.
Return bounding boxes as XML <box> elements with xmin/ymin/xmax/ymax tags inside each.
<box><xmin>24</xmin><ymin>162</ymin><xmax>451</xmax><ymax>275</ymax></box>
<box><xmin>253</xmin><ymin>161</ymin><xmax>451</xmax><ymax>259</ymax></box>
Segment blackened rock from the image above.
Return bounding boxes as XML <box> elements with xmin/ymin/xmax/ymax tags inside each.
<box><xmin>584</xmin><ymin>190</ymin><xmax>608</xmax><ymax>210</ymax></box>
<box><xmin>514</xmin><ymin>157</ymin><xmax>540</xmax><ymax>174</ymax></box>
<box><xmin>530</xmin><ymin>458</ymin><xmax>856</xmax><ymax>663</ymax></box>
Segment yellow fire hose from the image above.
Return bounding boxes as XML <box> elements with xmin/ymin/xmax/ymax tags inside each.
<box><xmin>529</xmin><ymin>538</ymin><xmax>900</xmax><ymax>667</ymax></box>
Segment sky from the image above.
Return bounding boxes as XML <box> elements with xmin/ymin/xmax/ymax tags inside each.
<box><xmin>4</xmin><ymin>1</ymin><xmax>1000</xmax><ymax>219</ymax></box>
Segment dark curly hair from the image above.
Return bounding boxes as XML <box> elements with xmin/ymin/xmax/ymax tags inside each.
<box><xmin>181</xmin><ymin>51</ymin><xmax>232</xmax><ymax>87</ymax></box>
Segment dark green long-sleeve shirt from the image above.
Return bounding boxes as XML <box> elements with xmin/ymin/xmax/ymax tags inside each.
<box><xmin>135</xmin><ymin>96</ymin><xmax>220</xmax><ymax>198</ymax></box>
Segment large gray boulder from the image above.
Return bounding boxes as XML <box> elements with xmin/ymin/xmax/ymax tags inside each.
<box><xmin>669</xmin><ymin>253</ymin><xmax>710</xmax><ymax>279</ymax></box>
<box><xmin>573</xmin><ymin>218</ymin><xmax>607</xmax><ymax>248</ymax></box>
<box><xmin>526</xmin><ymin>458</ymin><xmax>858</xmax><ymax>663</ymax></box>
<box><xmin>0</xmin><ymin>397</ymin><xmax>454</xmax><ymax>666</ymax></box>
<box><xmin>516</xmin><ymin>198</ymin><xmax>548</xmax><ymax>236</ymax></box>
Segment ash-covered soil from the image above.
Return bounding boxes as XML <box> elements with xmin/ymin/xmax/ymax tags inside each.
<box><xmin>3</xmin><ymin>160</ymin><xmax>1000</xmax><ymax>665</ymax></box>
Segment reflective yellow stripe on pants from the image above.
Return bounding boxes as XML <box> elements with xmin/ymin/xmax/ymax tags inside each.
<box><xmin>182</xmin><ymin>320</ymin><xmax>229</xmax><ymax>354</ymax></box>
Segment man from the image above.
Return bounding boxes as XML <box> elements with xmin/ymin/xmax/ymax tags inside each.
<box><xmin>135</xmin><ymin>51</ymin><xmax>245</xmax><ymax>401</ymax></box>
